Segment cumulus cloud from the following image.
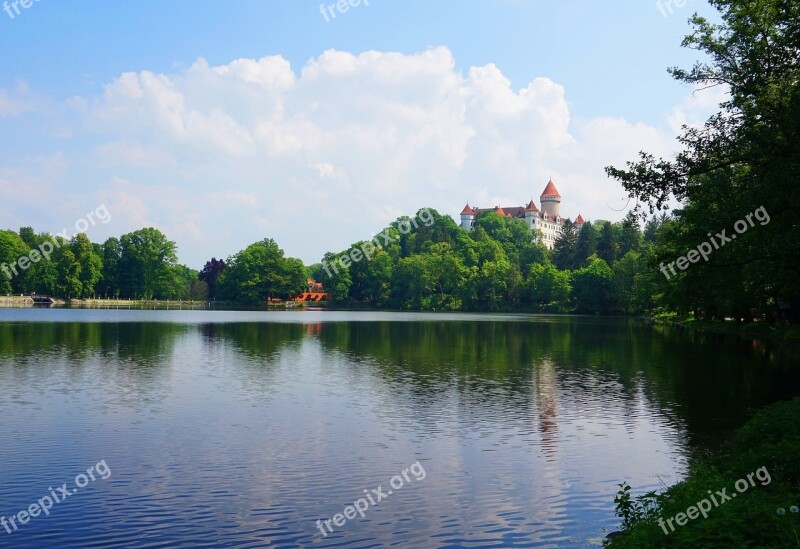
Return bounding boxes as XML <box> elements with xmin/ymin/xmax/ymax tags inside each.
<box><xmin>0</xmin><ymin>47</ymin><xmax>711</xmax><ymax>266</ymax></box>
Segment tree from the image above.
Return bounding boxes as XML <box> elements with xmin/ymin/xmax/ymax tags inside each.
<box><xmin>71</xmin><ymin>234</ymin><xmax>102</xmax><ymax>297</ymax></box>
<box><xmin>528</xmin><ymin>262</ymin><xmax>572</xmax><ymax>312</ymax></box>
<box><xmin>189</xmin><ymin>279</ymin><xmax>209</xmax><ymax>301</ymax></box>
<box><xmin>216</xmin><ymin>238</ymin><xmax>306</xmax><ymax>303</ymax></box>
<box><xmin>618</xmin><ymin>212</ymin><xmax>642</xmax><ymax>259</ymax></box>
<box><xmin>199</xmin><ymin>258</ymin><xmax>226</xmax><ymax>299</ymax></box>
<box><xmin>391</xmin><ymin>254</ymin><xmax>436</xmax><ymax>309</ymax></box>
<box><xmin>573</xmin><ymin>220</ymin><xmax>597</xmax><ymax>268</ymax></box>
<box><xmin>571</xmin><ymin>258</ymin><xmax>616</xmax><ymax>314</ymax></box>
<box><xmin>363</xmin><ymin>250</ymin><xmax>393</xmax><ymax>305</ymax></box>
<box><xmin>118</xmin><ymin>228</ymin><xmax>179</xmax><ymax>299</ymax></box>
<box><xmin>0</xmin><ymin>230</ymin><xmax>28</xmax><ymax>294</ymax></box>
<box><xmin>57</xmin><ymin>250</ymin><xmax>82</xmax><ymax>298</ymax></box>
<box><xmin>97</xmin><ymin>238</ymin><xmax>121</xmax><ymax>298</ymax></box>
<box><xmin>596</xmin><ymin>222</ymin><xmax>617</xmax><ymax>265</ymax></box>
<box><xmin>606</xmin><ymin>0</ymin><xmax>800</xmax><ymax>321</ymax></box>
<box><xmin>553</xmin><ymin>220</ymin><xmax>579</xmax><ymax>270</ymax></box>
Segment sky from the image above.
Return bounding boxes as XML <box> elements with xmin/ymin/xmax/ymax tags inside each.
<box><xmin>0</xmin><ymin>0</ymin><xmax>725</xmax><ymax>268</ymax></box>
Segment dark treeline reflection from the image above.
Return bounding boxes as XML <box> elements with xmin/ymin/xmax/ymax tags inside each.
<box><xmin>199</xmin><ymin>322</ymin><xmax>306</xmax><ymax>360</ymax></box>
<box><xmin>314</xmin><ymin>318</ymin><xmax>800</xmax><ymax>443</ymax></box>
<box><xmin>0</xmin><ymin>322</ymin><xmax>187</xmax><ymax>366</ymax></box>
<box><xmin>1</xmin><ymin>317</ymin><xmax>797</xmax><ymax>448</ymax></box>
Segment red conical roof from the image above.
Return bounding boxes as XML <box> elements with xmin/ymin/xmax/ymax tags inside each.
<box><xmin>575</xmin><ymin>214</ymin><xmax>585</xmax><ymax>224</ymax></box>
<box><xmin>494</xmin><ymin>206</ymin><xmax>507</xmax><ymax>216</ymax></box>
<box><xmin>541</xmin><ymin>179</ymin><xmax>561</xmax><ymax>197</ymax></box>
<box><xmin>460</xmin><ymin>203</ymin><xmax>474</xmax><ymax>215</ymax></box>
<box><xmin>525</xmin><ymin>199</ymin><xmax>539</xmax><ymax>211</ymax></box>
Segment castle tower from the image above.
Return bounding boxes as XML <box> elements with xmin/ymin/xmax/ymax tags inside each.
<box><xmin>540</xmin><ymin>180</ymin><xmax>561</xmax><ymax>219</ymax></box>
<box><xmin>575</xmin><ymin>214</ymin><xmax>585</xmax><ymax>230</ymax></box>
<box><xmin>460</xmin><ymin>203</ymin><xmax>475</xmax><ymax>230</ymax></box>
<box><xmin>524</xmin><ymin>199</ymin><xmax>539</xmax><ymax>230</ymax></box>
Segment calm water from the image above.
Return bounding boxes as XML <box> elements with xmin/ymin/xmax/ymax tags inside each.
<box><xmin>0</xmin><ymin>310</ymin><xmax>797</xmax><ymax>548</ymax></box>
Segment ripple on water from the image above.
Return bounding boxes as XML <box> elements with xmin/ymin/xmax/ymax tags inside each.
<box><xmin>0</xmin><ymin>315</ymin><xmax>755</xmax><ymax>547</ymax></box>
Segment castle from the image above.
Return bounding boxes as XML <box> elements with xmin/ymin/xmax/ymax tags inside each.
<box><xmin>459</xmin><ymin>180</ymin><xmax>584</xmax><ymax>250</ymax></box>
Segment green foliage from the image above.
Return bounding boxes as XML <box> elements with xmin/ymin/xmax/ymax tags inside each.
<box><xmin>613</xmin><ymin>482</ymin><xmax>662</xmax><ymax>530</ymax></box>
<box><xmin>608</xmin><ymin>397</ymin><xmax>800</xmax><ymax>547</ymax></box>
<box><xmin>553</xmin><ymin>220</ymin><xmax>579</xmax><ymax>270</ymax></box>
<box><xmin>0</xmin><ymin>230</ymin><xmax>28</xmax><ymax>294</ymax></box>
<box><xmin>606</xmin><ymin>0</ymin><xmax>800</xmax><ymax>322</ymax></box>
<box><xmin>119</xmin><ymin>228</ymin><xmax>179</xmax><ymax>299</ymax></box>
<box><xmin>571</xmin><ymin>258</ymin><xmax>616</xmax><ymax>314</ymax></box>
<box><xmin>528</xmin><ymin>262</ymin><xmax>571</xmax><ymax>312</ymax></box>
<box><xmin>596</xmin><ymin>222</ymin><xmax>617</xmax><ymax>265</ymax></box>
<box><xmin>97</xmin><ymin>237</ymin><xmax>121</xmax><ymax>298</ymax></box>
<box><xmin>216</xmin><ymin>238</ymin><xmax>306</xmax><ymax>304</ymax></box>
<box><xmin>311</xmin><ymin>207</ymin><xmax>667</xmax><ymax>314</ymax></box>
<box><xmin>573</xmin><ymin>220</ymin><xmax>597</xmax><ymax>268</ymax></box>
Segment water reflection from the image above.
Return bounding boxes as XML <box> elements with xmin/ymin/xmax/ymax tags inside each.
<box><xmin>0</xmin><ymin>313</ymin><xmax>797</xmax><ymax>548</ymax></box>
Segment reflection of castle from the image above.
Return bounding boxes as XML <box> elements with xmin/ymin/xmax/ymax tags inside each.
<box><xmin>534</xmin><ymin>359</ymin><xmax>559</xmax><ymax>461</ymax></box>
<box><xmin>459</xmin><ymin>180</ymin><xmax>585</xmax><ymax>250</ymax></box>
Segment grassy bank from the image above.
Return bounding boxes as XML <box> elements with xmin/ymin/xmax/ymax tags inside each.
<box><xmin>607</xmin><ymin>397</ymin><xmax>800</xmax><ymax>547</ymax></box>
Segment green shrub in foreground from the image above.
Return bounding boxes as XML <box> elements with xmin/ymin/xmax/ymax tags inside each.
<box><xmin>607</xmin><ymin>397</ymin><xmax>800</xmax><ymax>548</ymax></box>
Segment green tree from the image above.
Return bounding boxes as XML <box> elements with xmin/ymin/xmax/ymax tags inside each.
<box><xmin>553</xmin><ymin>220</ymin><xmax>579</xmax><ymax>270</ymax></box>
<box><xmin>528</xmin><ymin>262</ymin><xmax>572</xmax><ymax>312</ymax></box>
<box><xmin>216</xmin><ymin>238</ymin><xmax>306</xmax><ymax>304</ymax></box>
<box><xmin>596</xmin><ymin>222</ymin><xmax>617</xmax><ymax>265</ymax></box>
<box><xmin>573</xmin><ymin>220</ymin><xmax>597</xmax><ymax>268</ymax></box>
<box><xmin>119</xmin><ymin>228</ymin><xmax>178</xmax><ymax>299</ymax></box>
<box><xmin>363</xmin><ymin>250</ymin><xmax>393</xmax><ymax>305</ymax></box>
<box><xmin>57</xmin><ymin>249</ymin><xmax>82</xmax><ymax>298</ymax></box>
<box><xmin>98</xmin><ymin>238</ymin><xmax>121</xmax><ymax>298</ymax></box>
<box><xmin>71</xmin><ymin>234</ymin><xmax>102</xmax><ymax>297</ymax></box>
<box><xmin>618</xmin><ymin>212</ymin><xmax>643</xmax><ymax>259</ymax></box>
<box><xmin>0</xmin><ymin>230</ymin><xmax>28</xmax><ymax>294</ymax></box>
<box><xmin>571</xmin><ymin>258</ymin><xmax>616</xmax><ymax>314</ymax></box>
<box><xmin>391</xmin><ymin>254</ymin><xmax>436</xmax><ymax>309</ymax></box>
<box><xmin>606</xmin><ymin>0</ymin><xmax>800</xmax><ymax>321</ymax></box>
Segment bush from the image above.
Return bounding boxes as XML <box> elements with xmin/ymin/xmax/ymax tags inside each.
<box><xmin>607</xmin><ymin>398</ymin><xmax>800</xmax><ymax>547</ymax></box>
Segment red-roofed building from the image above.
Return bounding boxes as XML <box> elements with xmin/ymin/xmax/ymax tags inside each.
<box><xmin>459</xmin><ymin>179</ymin><xmax>585</xmax><ymax>249</ymax></box>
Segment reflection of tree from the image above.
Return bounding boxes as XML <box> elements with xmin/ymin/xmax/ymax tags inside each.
<box><xmin>104</xmin><ymin>323</ymin><xmax>187</xmax><ymax>367</ymax></box>
<box><xmin>0</xmin><ymin>322</ymin><xmax>101</xmax><ymax>361</ymax></box>
<box><xmin>0</xmin><ymin>322</ymin><xmax>186</xmax><ymax>367</ymax></box>
<box><xmin>0</xmin><ymin>322</ymin><xmax>187</xmax><ymax>403</ymax></box>
<box><xmin>315</xmin><ymin>318</ymin><xmax>795</xmax><ymax>448</ymax></box>
<box><xmin>200</xmin><ymin>322</ymin><xmax>305</xmax><ymax>361</ymax></box>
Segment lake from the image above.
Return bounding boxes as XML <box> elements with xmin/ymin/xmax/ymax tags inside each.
<box><xmin>0</xmin><ymin>310</ymin><xmax>796</xmax><ymax>548</ymax></box>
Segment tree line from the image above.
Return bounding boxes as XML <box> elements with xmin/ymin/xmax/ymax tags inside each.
<box><xmin>305</xmin><ymin>208</ymin><xmax>681</xmax><ymax>315</ymax></box>
<box><xmin>0</xmin><ymin>227</ymin><xmax>204</xmax><ymax>300</ymax></box>
<box><xmin>2</xmin><ymin>0</ymin><xmax>794</xmax><ymax>322</ymax></box>
<box><xmin>2</xmin><ymin>196</ymin><xmax>789</xmax><ymax>320</ymax></box>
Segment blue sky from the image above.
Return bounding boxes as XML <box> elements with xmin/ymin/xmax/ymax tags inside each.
<box><xmin>0</xmin><ymin>0</ymin><xmax>722</xmax><ymax>266</ymax></box>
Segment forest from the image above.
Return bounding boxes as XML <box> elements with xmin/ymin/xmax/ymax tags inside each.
<box><xmin>2</xmin><ymin>0</ymin><xmax>797</xmax><ymax>325</ymax></box>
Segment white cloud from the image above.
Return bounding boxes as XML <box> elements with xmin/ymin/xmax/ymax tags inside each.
<box><xmin>0</xmin><ymin>48</ymin><xmax>718</xmax><ymax>266</ymax></box>
<box><xmin>0</xmin><ymin>80</ymin><xmax>39</xmax><ymax>118</ymax></box>
<box><xmin>667</xmin><ymin>83</ymin><xmax>731</xmax><ymax>134</ymax></box>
